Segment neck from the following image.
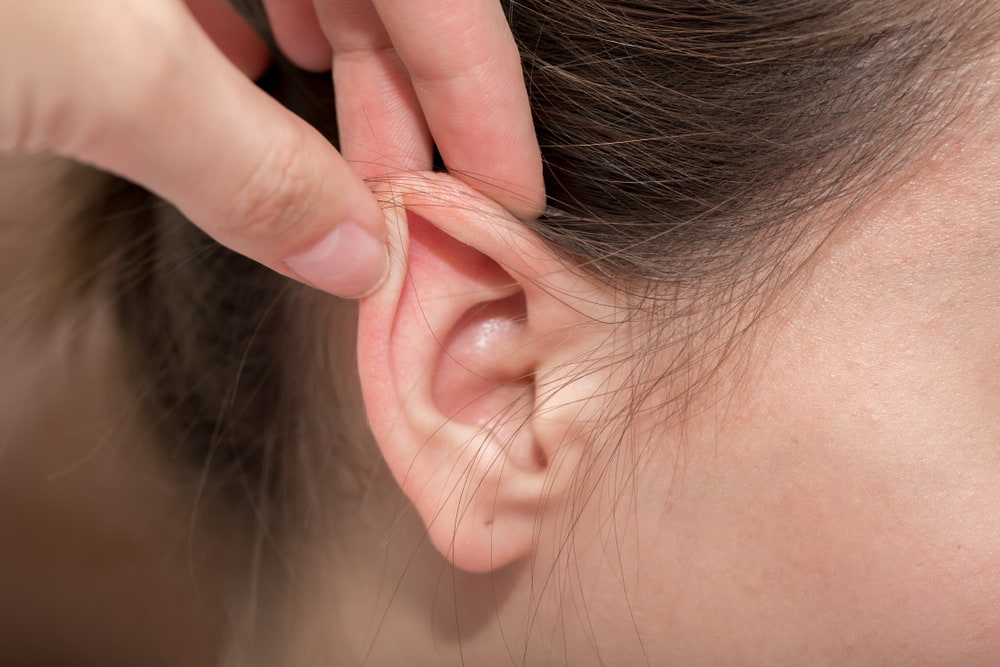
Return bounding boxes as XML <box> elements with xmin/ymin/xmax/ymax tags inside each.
<box><xmin>223</xmin><ymin>471</ymin><xmax>536</xmax><ymax>666</ymax></box>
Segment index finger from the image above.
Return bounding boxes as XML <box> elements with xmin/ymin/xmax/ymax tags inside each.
<box><xmin>371</xmin><ymin>0</ymin><xmax>545</xmax><ymax>218</ymax></box>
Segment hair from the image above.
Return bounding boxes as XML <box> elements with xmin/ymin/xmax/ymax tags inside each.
<box><xmin>516</xmin><ymin>0</ymin><xmax>997</xmax><ymax>288</ymax></box>
<box><xmin>65</xmin><ymin>0</ymin><xmax>1000</xmax><ymax>526</ymax></box>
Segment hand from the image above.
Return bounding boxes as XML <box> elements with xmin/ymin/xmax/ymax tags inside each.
<box><xmin>0</xmin><ymin>0</ymin><xmax>543</xmax><ymax>298</ymax></box>
<box><xmin>262</xmin><ymin>0</ymin><xmax>545</xmax><ymax>218</ymax></box>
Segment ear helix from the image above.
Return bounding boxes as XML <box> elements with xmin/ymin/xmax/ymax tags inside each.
<box><xmin>357</xmin><ymin>193</ymin><xmax>550</xmax><ymax>572</ymax></box>
<box><xmin>356</xmin><ymin>173</ymin><xmax>603</xmax><ymax>573</ymax></box>
<box><xmin>406</xmin><ymin>212</ymin><xmax>547</xmax><ymax>481</ymax></box>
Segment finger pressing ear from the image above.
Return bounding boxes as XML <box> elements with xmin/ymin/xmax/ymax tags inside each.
<box><xmin>370</xmin><ymin>0</ymin><xmax>546</xmax><ymax>218</ymax></box>
<box><xmin>318</xmin><ymin>0</ymin><xmax>434</xmax><ymax>182</ymax></box>
<box><xmin>358</xmin><ymin>173</ymin><xmax>614</xmax><ymax>573</ymax></box>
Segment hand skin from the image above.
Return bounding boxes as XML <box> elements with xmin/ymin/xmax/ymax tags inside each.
<box><xmin>0</xmin><ymin>0</ymin><xmax>543</xmax><ymax>298</ymax></box>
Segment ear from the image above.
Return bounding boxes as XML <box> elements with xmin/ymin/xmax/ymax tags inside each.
<box><xmin>358</xmin><ymin>173</ymin><xmax>616</xmax><ymax>573</ymax></box>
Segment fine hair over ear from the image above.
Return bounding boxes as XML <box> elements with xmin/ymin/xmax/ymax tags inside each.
<box><xmin>79</xmin><ymin>0</ymin><xmax>999</xmax><ymax>522</ymax></box>
<box><xmin>358</xmin><ymin>173</ymin><xmax>619</xmax><ymax>573</ymax></box>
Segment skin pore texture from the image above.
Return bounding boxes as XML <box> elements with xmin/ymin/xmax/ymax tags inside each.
<box><xmin>2</xmin><ymin>6</ymin><xmax>999</xmax><ymax>667</ymax></box>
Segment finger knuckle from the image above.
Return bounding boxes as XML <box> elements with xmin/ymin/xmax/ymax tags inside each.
<box><xmin>223</xmin><ymin>136</ymin><xmax>320</xmax><ymax>250</ymax></box>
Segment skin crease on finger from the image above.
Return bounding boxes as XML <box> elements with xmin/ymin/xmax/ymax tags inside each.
<box><xmin>1</xmin><ymin>5</ymin><xmax>998</xmax><ymax>667</ymax></box>
<box><xmin>222</xmin><ymin>55</ymin><xmax>1000</xmax><ymax>667</ymax></box>
<box><xmin>264</xmin><ymin>0</ymin><xmax>546</xmax><ymax>217</ymax></box>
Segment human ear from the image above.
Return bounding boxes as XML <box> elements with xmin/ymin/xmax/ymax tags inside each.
<box><xmin>358</xmin><ymin>173</ymin><xmax>615</xmax><ymax>573</ymax></box>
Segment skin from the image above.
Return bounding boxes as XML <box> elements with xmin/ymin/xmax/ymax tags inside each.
<box><xmin>0</xmin><ymin>0</ymin><xmax>541</xmax><ymax>659</ymax></box>
<box><xmin>2</xmin><ymin>10</ymin><xmax>997</xmax><ymax>667</ymax></box>
<box><xmin>564</xmin><ymin>115</ymin><xmax>1000</xmax><ymax>664</ymax></box>
<box><xmin>0</xmin><ymin>0</ymin><xmax>543</xmax><ymax>297</ymax></box>
<box><xmin>242</xmin><ymin>55</ymin><xmax>1000</xmax><ymax>666</ymax></box>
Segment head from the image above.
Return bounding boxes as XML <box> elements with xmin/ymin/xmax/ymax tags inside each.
<box><xmin>95</xmin><ymin>0</ymin><xmax>1000</xmax><ymax>664</ymax></box>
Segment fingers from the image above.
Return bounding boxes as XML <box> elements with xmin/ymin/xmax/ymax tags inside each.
<box><xmin>1</xmin><ymin>0</ymin><xmax>541</xmax><ymax>300</ymax></box>
<box><xmin>371</xmin><ymin>0</ymin><xmax>545</xmax><ymax>217</ymax></box>
<box><xmin>184</xmin><ymin>0</ymin><xmax>270</xmax><ymax>78</ymax></box>
<box><xmin>42</xmin><ymin>1</ymin><xmax>387</xmax><ymax>297</ymax></box>
<box><xmin>318</xmin><ymin>0</ymin><xmax>434</xmax><ymax>183</ymax></box>
<box><xmin>272</xmin><ymin>0</ymin><xmax>545</xmax><ymax>217</ymax></box>
<box><xmin>262</xmin><ymin>0</ymin><xmax>332</xmax><ymax>71</ymax></box>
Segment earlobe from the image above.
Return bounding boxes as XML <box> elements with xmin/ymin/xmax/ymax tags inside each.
<box><xmin>357</xmin><ymin>174</ymin><xmax>612</xmax><ymax>573</ymax></box>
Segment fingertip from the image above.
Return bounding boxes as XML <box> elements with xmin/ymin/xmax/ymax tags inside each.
<box><xmin>452</xmin><ymin>160</ymin><xmax>547</xmax><ymax>221</ymax></box>
<box><xmin>278</xmin><ymin>34</ymin><xmax>333</xmax><ymax>73</ymax></box>
<box><xmin>184</xmin><ymin>0</ymin><xmax>271</xmax><ymax>79</ymax></box>
<box><xmin>500</xmin><ymin>172</ymin><xmax>547</xmax><ymax>221</ymax></box>
<box><xmin>284</xmin><ymin>220</ymin><xmax>390</xmax><ymax>298</ymax></box>
<box><xmin>262</xmin><ymin>0</ymin><xmax>333</xmax><ymax>71</ymax></box>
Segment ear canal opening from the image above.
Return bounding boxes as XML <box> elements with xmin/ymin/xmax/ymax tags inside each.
<box><xmin>430</xmin><ymin>288</ymin><xmax>547</xmax><ymax>474</ymax></box>
<box><xmin>431</xmin><ymin>290</ymin><xmax>532</xmax><ymax>429</ymax></box>
<box><xmin>356</xmin><ymin>175</ymin><xmax>603</xmax><ymax>572</ymax></box>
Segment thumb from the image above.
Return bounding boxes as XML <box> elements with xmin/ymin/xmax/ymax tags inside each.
<box><xmin>2</xmin><ymin>0</ymin><xmax>387</xmax><ymax>298</ymax></box>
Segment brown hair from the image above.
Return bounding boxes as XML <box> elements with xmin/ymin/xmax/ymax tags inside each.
<box><xmin>71</xmin><ymin>0</ymin><xmax>1000</xmax><ymax>513</ymax></box>
<box><xmin>516</xmin><ymin>1</ymin><xmax>996</xmax><ymax>283</ymax></box>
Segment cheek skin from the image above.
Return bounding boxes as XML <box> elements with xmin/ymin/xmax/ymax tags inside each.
<box><xmin>728</xmin><ymin>443</ymin><xmax>1000</xmax><ymax>663</ymax></box>
<box><xmin>565</xmin><ymin>142</ymin><xmax>1000</xmax><ymax>664</ymax></box>
<box><xmin>601</xmin><ymin>352</ymin><xmax>1000</xmax><ymax>665</ymax></box>
<box><xmin>463</xmin><ymin>117</ymin><xmax>1000</xmax><ymax>666</ymax></box>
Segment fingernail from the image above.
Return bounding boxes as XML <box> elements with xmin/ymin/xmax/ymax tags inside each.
<box><xmin>284</xmin><ymin>222</ymin><xmax>388</xmax><ymax>298</ymax></box>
